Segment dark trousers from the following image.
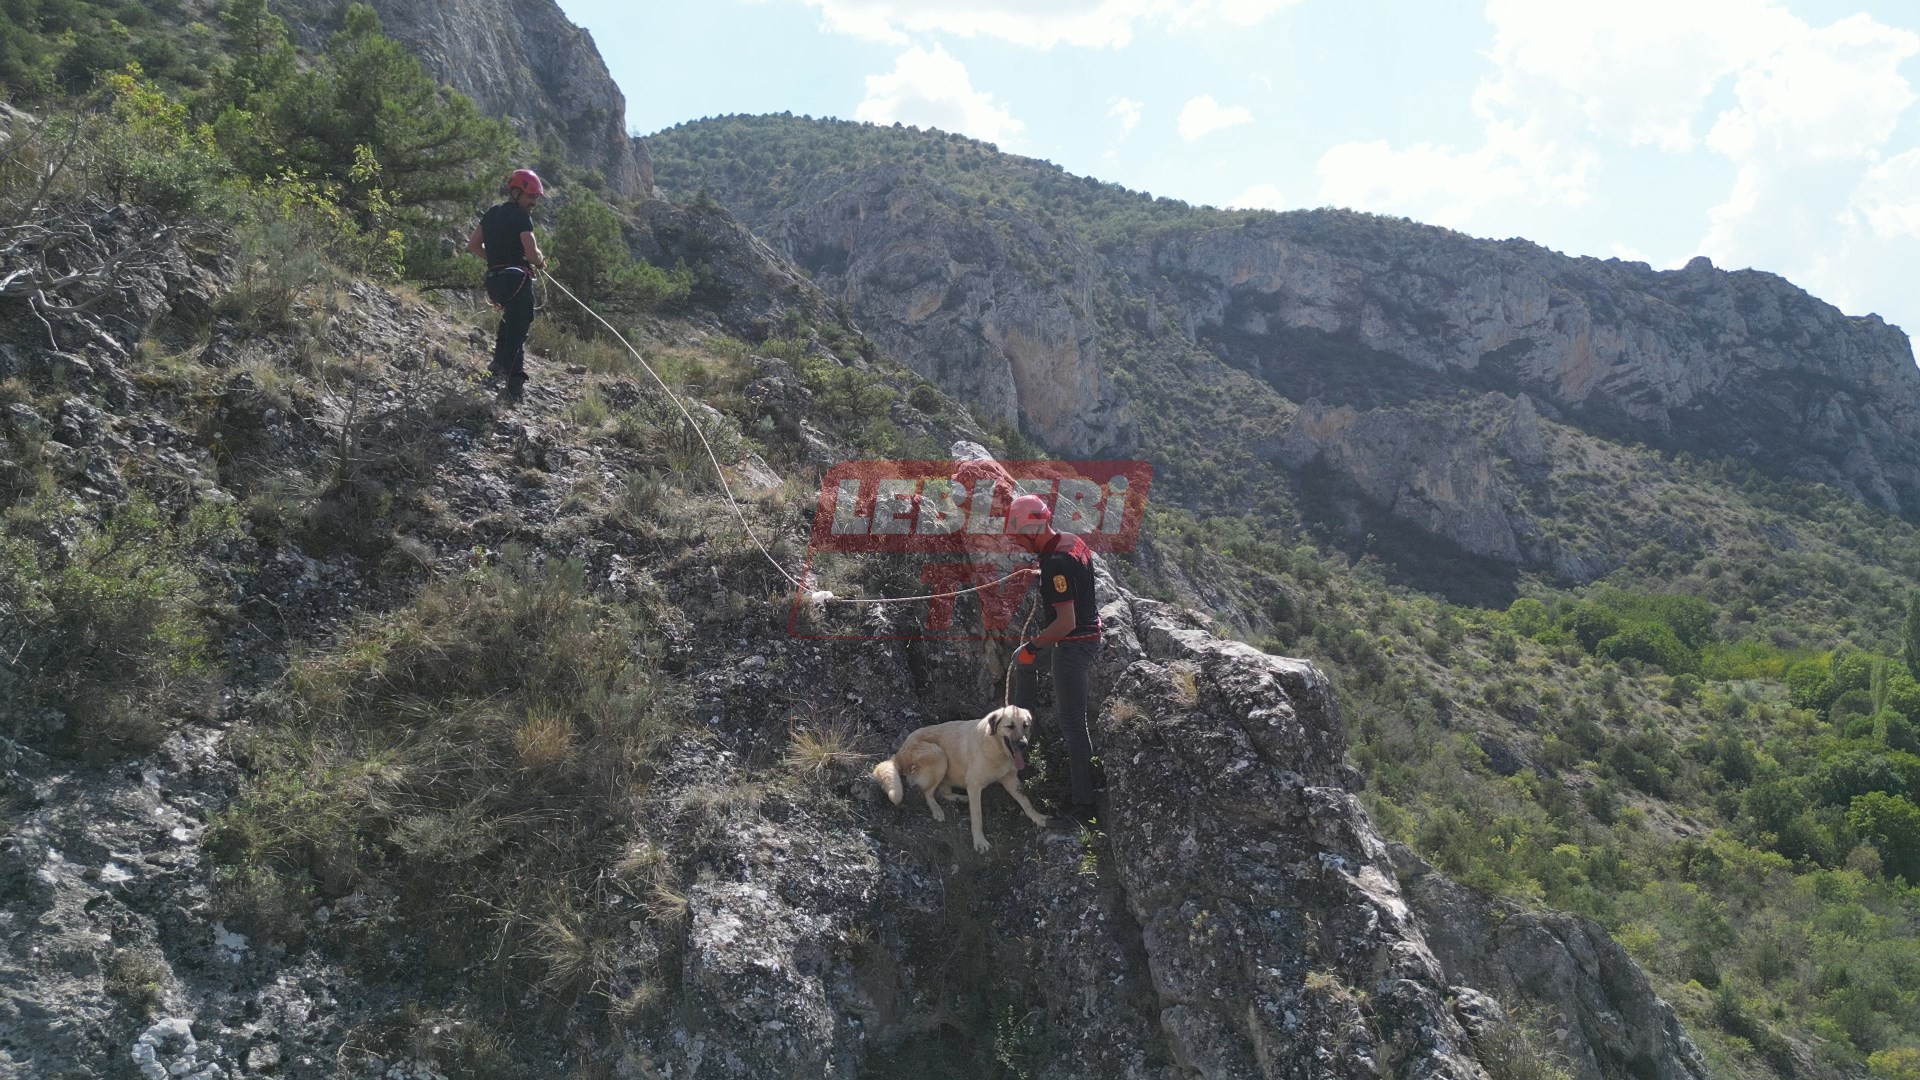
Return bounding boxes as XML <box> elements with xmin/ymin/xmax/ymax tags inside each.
<box><xmin>1013</xmin><ymin>638</ymin><xmax>1101</xmax><ymax>806</ymax></box>
<box><xmin>486</xmin><ymin>267</ymin><xmax>534</xmax><ymax>379</ymax></box>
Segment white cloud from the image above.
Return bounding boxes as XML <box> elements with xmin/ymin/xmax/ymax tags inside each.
<box><xmin>1108</xmin><ymin>96</ymin><xmax>1143</xmax><ymax>135</ymax></box>
<box><xmin>1475</xmin><ymin>0</ymin><xmax>1803</xmax><ymax>153</ymax></box>
<box><xmin>1315</xmin><ymin>0</ymin><xmax>1920</xmax><ymax>317</ymax></box>
<box><xmin>1704</xmin><ymin>15</ymin><xmax>1918</xmax><ymax>163</ymax></box>
<box><xmin>1692</xmin><ymin>13</ymin><xmax>1919</xmax><ymax>331</ymax></box>
<box><xmin>1316</xmin><ymin>118</ymin><xmax>1595</xmax><ymax>229</ymax></box>
<box><xmin>1853</xmin><ymin>149</ymin><xmax>1920</xmax><ymax>240</ymax></box>
<box><xmin>1226</xmin><ymin>182</ymin><xmax>1287</xmax><ymax>210</ymax></box>
<box><xmin>854</xmin><ymin>44</ymin><xmax>1025</xmax><ymax>145</ymax></box>
<box><xmin>1178</xmin><ymin>94</ymin><xmax>1253</xmax><ymax>141</ymax></box>
<box><xmin>1214</xmin><ymin>0</ymin><xmax>1296</xmax><ymax>25</ymax></box>
<box><xmin>788</xmin><ymin>0</ymin><xmax>1301</xmax><ymax>49</ymax></box>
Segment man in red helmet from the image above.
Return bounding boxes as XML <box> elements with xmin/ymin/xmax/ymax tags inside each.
<box><xmin>467</xmin><ymin>168</ymin><xmax>548</xmax><ymax>399</ymax></box>
<box><xmin>1007</xmin><ymin>491</ymin><xmax>1104</xmax><ymax>828</ymax></box>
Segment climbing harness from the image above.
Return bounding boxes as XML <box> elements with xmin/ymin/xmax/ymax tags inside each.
<box><xmin>484</xmin><ymin>263</ymin><xmax>531</xmax><ymax>306</ymax></box>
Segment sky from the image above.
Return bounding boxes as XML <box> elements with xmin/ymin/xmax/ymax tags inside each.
<box><xmin>555</xmin><ymin>0</ymin><xmax>1920</xmax><ymax>352</ymax></box>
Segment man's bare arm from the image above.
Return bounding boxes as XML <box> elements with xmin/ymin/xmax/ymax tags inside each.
<box><xmin>1030</xmin><ymin>601</ymin><xmax>1077</xmax><ymax>647</ymax></box>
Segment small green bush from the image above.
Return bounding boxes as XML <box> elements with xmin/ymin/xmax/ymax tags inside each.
<box><xmin>211</xmin><ymin>554</ymin><xmax>682</xmax><ymax>1007</ymax></box>
<box><xmin>1847</xmin><ymin>792</ymin><xmax>1920</xmax><ymax>882</ymax></box>
<box><xmin>0</xmin><ymin>493</ymin><xmax>236</xmax><ymax>753</ymax></box>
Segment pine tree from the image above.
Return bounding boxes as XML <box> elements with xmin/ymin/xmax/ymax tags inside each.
<box><xmin>215</xmin><ymin>0</ymin><xmax>295</xmax><ymax>110</ymax></box>
<box><xmin>269</xmin><ymin>4</ymin><xmax>510</xmax><ymax>217</ymax></box>
<box><xmin>550</xmin><ymin>193</ymin><xmax>630</xmax><ymax>313</ymax></box>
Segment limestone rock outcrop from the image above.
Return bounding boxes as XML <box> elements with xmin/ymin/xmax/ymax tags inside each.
<box><xmin>1135</xmin><ymin>216</ymin><xmax>1920</xmax><ymax>515</ymax></box>
<box><xmin>763</xmin><ymin>166</ymin><xmax>1133</xmax><ymax>455</ymax></box>
<box><xmin>1394</xmin><ymin>845</ymin><xmax>1710</xmax><ymax>1080</ymax></box>
<box><xmin>1277</xmin><ymin>399</ymin><xmax>1526</xmax><ymax>564</ymax></box>
<box><xmin>0</xmin><ymin>194</ymin><xmax>1710</xmax><ymax>1079</ymax></box>
<box><xmin>281</xmin><ymin>0</ymin><xmax>652</xmax><ymax>197</ymax></box>
<box><xmin>653</xmin><ymin>118</ymin><xmax>1920</xmax><ymax>571</ymax></box>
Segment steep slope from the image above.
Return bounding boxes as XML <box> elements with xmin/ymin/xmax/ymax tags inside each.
<box><xmin>279</xmin><ymin>0</ymin><xmax>653</xmax><ymax>196</ymax></box>
<box><xmin>7</xmin><ymin>23</ymin><xmax>1916</xmax><ymax>1077</ymax></box>
<box><xmin>0</xmin><ymin>135</ymin><xmax>1705</xmax><ymax>1077</ymax></box>
<box><xmin>648</xmin><ymin>116</ymin><xmax>1920</xmax><ymax>569</ymax></box>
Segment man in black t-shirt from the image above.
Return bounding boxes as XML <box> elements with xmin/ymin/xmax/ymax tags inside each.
<box><xmin>467</xmin><ymin>168</ymin><xmax>548</xmax><ymax>398</ymax></box>
<box><xmin>1008</xmin><ymin>492</ymin><xmax>1104</xmax><ymax>826</ymax></box>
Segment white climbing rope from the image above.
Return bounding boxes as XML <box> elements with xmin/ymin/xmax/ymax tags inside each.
<box><xmin>540</xmin><ymin>275</ymin><xmax>1034</xmax><ymax>606</ymax></box>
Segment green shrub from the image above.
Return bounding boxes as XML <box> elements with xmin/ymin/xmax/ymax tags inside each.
<box><xmin>1833</xmin><ymin>650</ymin><xmax>1877</xmax><ymax>698</ymax></box>
<box><xmin>549</xmin><ymin>192</ymin><xmax>692</xmax><ymax>320</ymax></box>
<box><xmin>0</xmin><ymin>493</ymin><xmax>237</xmax><ymax>753</ymax></box>
<box><xmin>210</xmin><ymin>554</ymin><xmax>682</xmax><ymax>1006</ymax></box>
<box><xmin>1885</xmin><ymin>673</ymin><xmax>1920</xmax><ymax>722</ymax></box>
<box><xmin>908</xmin><ymin>383</ymin><xmax>944</xmax><ymax>413</ymax></box>
<box><xmin>1811</xmin><ymin>749</ymin><xmax>1908</xmax><ymax>806</ymax></box>
<box><xmin>215</xmin><ymin>212</ymin><xmax>332</xmax><ymax>330</ymax></box>
<box><xmin>1564</xmin><ymin>603</ymin><xmax>1620</xmax><ymax>652</ymax></box>
<box><xmin>1870</xmin><ymin>1046</ymin><xmax>1920</xmax><ymax>1080</ymax></box>
<box><xmin>93</xmin><ymin>64</ymin><xmax>221</xmax><ymax>216</ymax></box>
<box><xmin>1831</xmin><ymin>689</ymin><xmax>1876</xmax><ymax>723</ymax></box>
<box><xmin>1506</xmin><ymin>597</ymin><xmax>1549</xmax><ymax>637</ymax></box>
<box><xmin>1788</xmin><ymin>656</ymin><xmax>1839</xmax><ymax>712</ymax></box>
<box><xmin>1597</xmin><ymin>621</ymin><xmax>1694</xmax><ymax>674</ymax></box>
<box><xmin>1847</xmin><ymin>793</ymin><xmax>1920</xmax><ymax>882</ymax></box>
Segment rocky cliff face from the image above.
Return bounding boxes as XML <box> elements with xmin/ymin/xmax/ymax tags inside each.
<box><xmin>281</xmin><ymin>0</ymin><xmax>652</xmax><ymax>197</ymax></box>
<box><xmin>641</xmin><ymin>531</ymin><xmax>1711</xmax><ymax>1079</ymax></box>
<box><xmin>765</xmin><ymin>166</ymin><xmax>1133</xmax><ymax>455</ymax></box>
<box><xmin>1277</xmin><ymin>398</ymin><xmax>1529</xmax><ymax>565</ymax></box>
<box><xmin>1394</xmin><ymin>846</ymin><xmax>1708</xmax><ymax>1080</ymax></box>
<box><xmin>1137</xmin><ymin>220</ymin><xmax>1920</xmax><ymax>516</ymax></box>
<box><xmin>650</xmin><ymin>119</ymin><xmax>1920</xmax><ymax>585</ymax></box>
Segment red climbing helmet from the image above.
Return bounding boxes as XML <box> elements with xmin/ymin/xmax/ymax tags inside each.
<box><xmin>1007</xmin><ymin>493</ymin><xmax>1053</xmax><ymax>533</ymax></box>
<box><xmin>507</xmin><ymin>168</ymin><xmax>545</xmax><ymax>198</ymax></box>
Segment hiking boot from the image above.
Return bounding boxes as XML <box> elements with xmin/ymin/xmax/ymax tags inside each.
<box><xmin>504</xmin><ymin>373</ymin><xmax>527</xmax><ymax>401</ymax></box>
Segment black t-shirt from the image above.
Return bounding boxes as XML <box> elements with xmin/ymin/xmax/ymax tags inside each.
<box><xmin>480</xmin><ymin>201</ymin><xmax>534</xmax><ymax>269</ymax></box>
<box><xmin>1038</xmin><ymin>532</ymin><xmax>1101</xmax><ymax>641</ymax></box>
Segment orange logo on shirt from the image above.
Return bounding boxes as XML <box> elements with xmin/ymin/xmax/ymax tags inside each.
<box><xmin>1053</xmin><ymin>574</ymin><xmax>1068</xmax><ymax>593</ymax></box>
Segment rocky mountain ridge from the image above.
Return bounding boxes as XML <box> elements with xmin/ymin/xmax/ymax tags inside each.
<box><xmin>1132</xmin><ymin>218</ymin><xmax>1920</xmax><ymax>514</ymax></box>
<box><xmin>278</xmin><ymin>0</ymin><xmax>653</xmax><ymax>197</ymax></box>
<box><xmin>648</xmin><ymin>119</ymin><xmax>1920</xmax><ymax>594</ymax></box>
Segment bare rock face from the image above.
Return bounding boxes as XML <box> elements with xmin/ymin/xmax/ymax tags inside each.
<box><xmin>281</xmin><ymin>0</ymin><xmax>652</xmax><ymax>197</ymax></box>
<box><xmin>643</xmin><ymin>526</ymin><xmax>1711</xmax><ymax>1079</ymax></box>
<box><xmin>763</xmin><ymin>166</ymin><xmax>1133</xmax><ymax>455</ymax></box>
<box><xmin>1136</xmin><ymin>216</ymin><xmax>1920</xmax><ymax>515</ymax></box>
<box><xmin>1392</xmin><ymin>845</ymin><xmax>1710</xmax><ymax>1080</ymax></box>
<box><xmin>1278</xmin><ymin>399</ymin><xmax>1525</xmax><ymax>564</ymax></box>
<box><xmin>1100</xmin><ymin>599</ymin><xmax>1487</xmax><ymax>1079</ymax></box>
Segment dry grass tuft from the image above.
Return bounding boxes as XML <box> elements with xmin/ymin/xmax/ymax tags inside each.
<box><xmin>513</xmin><ymin>709</ymin><xmax>574</xmax><ymax>772</ymax></box>
<box><xmin>782</xmin><ymin>720</ymin><xmax>871</xmax><ymax>779</ymax></box>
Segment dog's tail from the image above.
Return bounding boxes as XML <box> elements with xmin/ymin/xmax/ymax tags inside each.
<box><xmin>872</xmin><ymin>757</ymin><xmax>905</xmax><ymax>805</ymax></box>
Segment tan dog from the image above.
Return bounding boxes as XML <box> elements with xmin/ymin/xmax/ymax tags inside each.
<box><xmin>873</xmin><ymin>706</ymin><xmax>1049</xmax><ymax>852</ymax></box>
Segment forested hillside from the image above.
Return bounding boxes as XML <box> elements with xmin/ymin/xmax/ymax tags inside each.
<box><xmin>2</xmin><ymin>0</ymin><xmax>1917</xmax><ymax>1074</ymax></box>
<box><xmin>652</xmin><ymin>114</ymin><xmax>1920</xmax><ymax>1079</ymax></box>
